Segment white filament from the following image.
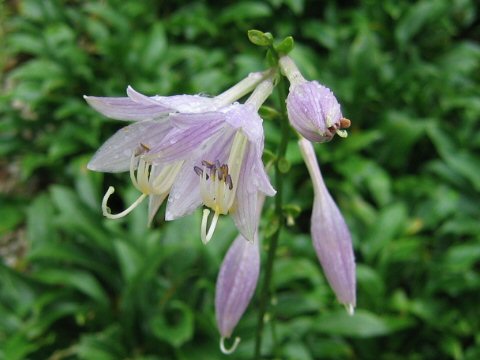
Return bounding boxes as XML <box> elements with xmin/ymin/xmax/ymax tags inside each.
<box><xmin>220</xmin><ymin>336</ymin><xmax>241</xmax><ymax>355</ymax></box>
<box><xmin>201</xmin><ymin>208</ymin><xmax>220</xmax><ymax>244</ymax></box>
<box><xmin>102</xmin><ymin>186</ymin><xmax>147</xmax><ymax>219</ymax></box>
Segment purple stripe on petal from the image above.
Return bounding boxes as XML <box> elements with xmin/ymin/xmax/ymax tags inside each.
<box><xmin>215</xmin><ymin>234</ymin><xmax>260</xmax><ymax>338</ymax></box>
<box><xmin>170</xmin><ymin>111</ymin><xmax>226</xmax><ymax>130</ymax></box>
<box><xmin>148</xmin><ymin>116</ymin><xmax>225</xmax><ymax>162</ymax></box>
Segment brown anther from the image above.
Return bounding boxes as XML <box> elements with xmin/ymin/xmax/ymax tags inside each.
<box><xmin>194</xmin><ymin>166</ymin><xmax>203</xmax><ymax>177</ymax></box>
<box><xmin>210</xmin><ymin>164</ymin><xmax>217</xmax><ymax>179</ymax></box>
<box><xmin>225</xmin><ymin>174</ymin><xmax>233</xmax><ymax>190</ymax></box>
<box><xmin>202</xmin><ymin>160</ymin><xmax>214</xmax><ymax>168</ymax></box>
<box><xmin>134</xmin><ymin>143</ymin><xmax>150</xmax><ymax>156</ymax></box>
<box><xmin>340</xmin><ymin>118</ymin><xmax>351</xmax><ymax>129</ymax></box>
<box><xmin>219</xmin><ymin>164</ymin><xmax>229</xmax><ymax>181</ymax></box>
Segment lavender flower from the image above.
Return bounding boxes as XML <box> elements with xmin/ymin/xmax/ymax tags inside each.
<box><xmin>85</xmin><ymin>72</ymin><xmax>267</xmax><ymax>224</ymax></box>
<box><xmin>298</xmin><ymin>138</ymin><xmax>356</xmax><ymax>314</ymax></box>
<box><xmin>146</xmin><ymin>78</ymin><xmax>276</xmax><ymax>243</ymax></box>
<box><xmin>279</xmin><ymin>55</ymin><xmax>351</xmax><ymax>142</ymax></box>
<box><xmin>215</xmin><ymin>232</ymin><xmax>260</xmax><ymax>354</ymax></box>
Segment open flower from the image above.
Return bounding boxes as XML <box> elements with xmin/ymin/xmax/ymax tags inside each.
<box><xmin>279</xmin><ymin>55</ymin><xmax>351</xmax><ymax>142</ymax></box>
<box><xmin>146</xmin><ymin>79</ymin><xmax>276</xmax><ymax>242</ymax></box>
<box><xmin>85</xmin><ymin>72</ymin><xmax>268</xmax><ymax>224</ymax></box>
<box><xmin>298</xmin><ymin>138</ymin><xmax>356</xmax><ymax>314</ymax></box>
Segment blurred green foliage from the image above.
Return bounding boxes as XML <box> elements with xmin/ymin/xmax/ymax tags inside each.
<box><xmin>1</xmin><ymin>0</ymin><xmax>480</xmax><ymax>359</ymax></box>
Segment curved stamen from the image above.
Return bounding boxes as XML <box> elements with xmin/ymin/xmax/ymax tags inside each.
<box><xmin>220</xmin><ymin>336</ymin><xmax>241</xmax><ymax>355</ymax></box>
<box><xmin>201</xmin><ymin>208</ymin><xmax>221</xmax><ymax>244</ymax></box>
<box><xmin>336</xmin><ymin>129</ymin><xmax>348</xmax><ymax>138</ymax></box>
<box><xmin>102</xmin><ymin>186</ymin><xmax>147</xmax><ymax>219</ymax></box>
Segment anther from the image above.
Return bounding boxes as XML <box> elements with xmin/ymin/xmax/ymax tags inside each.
<box><xmin>225</xmin><ymin>174</ymin><xmax>233</xmax><ymax>190</ymax></box>
<box><xmin>202</xmin><ymin>160</ymin><xmax>214</xmax><ymax>168</ymax></box>
<box><xmin>340</xmin><ymin>118</ymin><xmax>351</xmax><ymax>129</ymax></box>
<box><xmin>194</xmin><ymin>166</ymin><xmax>203</xmax><ymax>177</ymax></box>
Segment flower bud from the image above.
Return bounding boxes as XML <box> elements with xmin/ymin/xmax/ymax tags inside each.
<box><xmin>215</xmin><ymin>234</ymin><xmax>260</xmax><ymax>353</ymax></box>
<box><xmin>280</xmin><ymin>56</ymin><xmax>350</xmax><ymax>142</ymax></box>
<box><xmin>298</xmin><ymin>138</ymin><xmax>356</xmax><ymax>313</ymax></box>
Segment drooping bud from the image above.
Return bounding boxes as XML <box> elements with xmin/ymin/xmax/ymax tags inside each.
<box><xmin>215</xmin><ymin>234</ymin><xmax>260</xmax><ymax>353</ymax></box>
<box><xmin>298</xmin><ymin>138</ymin><xmax>356</xmax><ymax>313</ymax></box>
<box><xmin>280</xmin><ymin>56</ymin><xmax>351</xmax><ymax>142</ymax></box>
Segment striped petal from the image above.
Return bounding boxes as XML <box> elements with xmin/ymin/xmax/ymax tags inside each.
<box><xmin>87</xmin><ymin>120</ymin><xmax>171</xmax><ymax>172</ymax></box>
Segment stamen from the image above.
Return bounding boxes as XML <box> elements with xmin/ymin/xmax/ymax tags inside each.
<box><xmin>336</xmin><ymin>129</ymin><xmax>348</xmax><ymax>138</ymax></box>
<box><xmin>220</xmin><ymin>336</ymin><xmax>241</xmax><ymax>355</ymax></box>
<box><xmin>201</xmin><ymin>208</ymin><xmax>221</xmax><ymax>244</ymax></box>
<box><xmin>102</xmin><ymin>186</ymin><xmax>147</xmax><ymax>219</ymax></box>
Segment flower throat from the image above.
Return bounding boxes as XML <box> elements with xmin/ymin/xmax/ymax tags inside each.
<box><xmin>194</xmin><ymin>131</ymin><xmax>248</xmax><ymax>243</ymax></box>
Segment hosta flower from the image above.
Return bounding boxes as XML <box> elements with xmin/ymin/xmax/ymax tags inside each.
<box><xmin>85</xmin><ymin>72</ymin><xmax>267</xmax><ymax>224</ymax></box>
<box><xmin>298</xmin><ymin>138</ymin><xmax>356</xmax><ymax>314</ymax></box>
<box><xmin>215</xmin><ymin>232</ymin><xmax>260</xmax><ymax>354</ymax></box>
<box><xmin>279</xmin><ymin>55</ymin><xmax>351</xmax><ymax>142</ymax></box>
<box><xmin>145</xmin><ymin>78</ymin><xmax>276</xmax><ymax>243</ymax></box>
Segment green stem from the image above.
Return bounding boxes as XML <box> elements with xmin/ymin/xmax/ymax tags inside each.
<box><xmin>254</xmin><ymin>76</ymin><xmax>289</xmax><ymax>359</ymax></box>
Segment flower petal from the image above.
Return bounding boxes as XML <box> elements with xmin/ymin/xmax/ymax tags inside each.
<box><xmin>164</xmin><ymin>160</ymin><xmax>203</xmax><ymax>221</ymax></box>
<box><xmin>148</xmin><ymin>113</ymin><xmax>225</xmax><ymax>163</ymax></box>
<box><xmin>87</xmin><ymin>120</ymin><xmax>171</xmax><ymax>172</ymax></box>
<box><xmin>148</xmin><ymin>193</ymin><xmax>168</xmax><ymax>226</ymax></box>
<box><xmin>215</xmin><ymin>234</ymin><xmax>260</xmax><ymax>338</ymax></box>
<box><xmin>224</xmin><ymin>104</ymin><xmax>264</xmax><ymax>144</ymax></box>
<box><xmin>84</xmin><ymin>92</ymin><xmax>171</xmax><ymax>121</ymax></box>
<box><xmin>231</xmin><ymin>145</ymin><xmax>258</xmax><ymax>241</ymax></box>
<box><xmin>154</xmin><ymin>94</ymin><xmax>217</xmax><ymax>113</ymax></box>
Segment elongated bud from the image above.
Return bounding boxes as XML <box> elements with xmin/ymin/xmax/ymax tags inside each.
<box><xmin>298</xmin><ymin>138</ymin><xmax>356</xmax><ymax>313</ymax></box>
<box><xmin>280</xmin><ymin>56</ymin><xmax>351</xmax><ymax>142</ymax></box>
<box><xmin>215</xmin><ymin>234</ymin><xmax>260</xmax><ymax>350</ymax></box>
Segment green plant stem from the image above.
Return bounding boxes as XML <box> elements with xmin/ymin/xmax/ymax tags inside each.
<box><xmin>254</xmin><ymin>77</ymin><xmax>289</xmax><ymax>359</ymax></box>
